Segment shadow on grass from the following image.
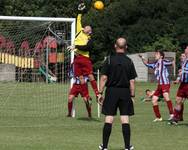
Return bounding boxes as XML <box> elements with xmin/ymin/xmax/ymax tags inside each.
<box><xmin>111</xmin><ymin>148</ymin><xmax>125</xmax><ymax>150</ymax></box>
<box><xmin>162</xmin><ymin>119</ymin><xmax>188</xmax><ymax>127</ymax></box>
<box><xmin>177</xmin><ymin>123</ymin><xmax>188</xmax><ymax>127</ymax></box>
<box><xmin>77</xmin><ymin>117</ymin><xmax>101</xmax><ymax>122</ymax></box>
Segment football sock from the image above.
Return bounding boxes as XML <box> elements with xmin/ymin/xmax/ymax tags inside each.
<box><xmin>180</xmin><ymin>103</ymin><xmax>184</xmax><ymax>120</ymax></box>
<box><xmin>68</xmin><ymin>102</ymin><xmax>73</xmax><ymax>116</ymax></box>
<box><xmin>166</xmin><ymin>100</ymin><xmax>173</xmax><ymax>114</ymax></box>
<box><xmin>122</xmin><ymin>123</ymin><xmax>131</xmax><ymax>149</ymax></box>
<box><xmin>85</xmin><ymin>101</ymin><xmax>91</xmax><ymax>117</ymax></box>
<box><xmin>103</xmin><ymin>123</ymin><xmax>112</xmax><ymax>149</ymax></box>
<box><xmin>174</xmin><ymin>108</ymin><xmax>181</xmax><ymax>121</ymax></box>
<box><xmin>153</xmin><ymin>105</ymin><xmax>161</xmax><ymax>118</ymax></box>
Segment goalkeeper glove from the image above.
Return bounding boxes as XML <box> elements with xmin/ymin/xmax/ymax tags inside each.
<box><xmin>78</xmin><ymin>2</ymin><xmax>87</xmax><ymax>13</ymax></box>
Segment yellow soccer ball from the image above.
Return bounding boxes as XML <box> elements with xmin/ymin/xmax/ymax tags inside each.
<box><xmin>94</xmin><ymin>1</ymin><xmax>104</xmax><ymax>10</ymax></box>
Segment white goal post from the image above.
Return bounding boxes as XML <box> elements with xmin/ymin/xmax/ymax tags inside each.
<box><xmin>0</xmin><ymin>15</ymin><xmax>76</xmax><ymax>64</ymax></box>
<box><xmin>0</xmin><ymin>16</ymin><xmax>76</xmax><ymax>118</ymax></box>
<box><xmin>0</xmin><ymin>15</ymin><xmax>101</xmax><ymax>119</ymax></box>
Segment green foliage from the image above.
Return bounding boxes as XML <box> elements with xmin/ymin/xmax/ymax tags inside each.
<box><xmin>143</xmin><ymin>35</ymin><xmax>179</xmax><ymax>52</ymax></box>
<box><xmin>83</xmin><ymin>0</ymin><xmax>188</xmax><ymax>68</ymax></box>
<box><xmin>1</xmin><ymin>0</ymin><xmax>188</xmax><ymax>68</ymax></box>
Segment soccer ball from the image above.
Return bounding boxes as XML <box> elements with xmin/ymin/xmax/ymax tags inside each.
<box><xmin>94</xmin><ymin>1</ymin><xmax>104</xmax><ymax>10</ymax></box>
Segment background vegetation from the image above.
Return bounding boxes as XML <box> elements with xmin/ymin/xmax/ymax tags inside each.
<box><xmin>1</xmin><ymin>0</ymin><xmax>188</xmax><ymax>68</ymax></box>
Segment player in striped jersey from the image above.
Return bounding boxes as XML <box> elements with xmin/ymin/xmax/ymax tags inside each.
<box><xmin>173</xmin><ymin>53</ymin><xmax>186</xmax><ymax>121</ymax></box>
<box><xmin>67</xmin><ymin>75</ymin><xmax>92</xmax><ymax>118</ymax></box>
<box><xmin>139</xmin><ymin>50</ymin><xmax>174</xmax><ymax>122</ymax></box>
<box><xmin>170</xmin><ymin>47</ymin><xmax>188</xmax><ymax>125</ymax></box>
<box><xmin>173</xmin><ymin>53</ymin><xmax>186</xmax><ymax>84</ymax></box>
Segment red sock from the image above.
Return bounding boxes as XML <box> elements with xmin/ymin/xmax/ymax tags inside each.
<box><xmin>153</xmin><ymin>105</ymin><xmax>161</xmax><ymax>118</ymax></box>
<box><xmin>180</xmin><ymin>103</ymin><xmax>184</xmax><ymax>120</ymax></box>
<box><xmin>166</xmin><ymin>100</ymin><xmax>173</xmax><ymax>115</ymax></box>
<box><xmin>68</xmin><ymin>102</ymin><xmax>73</xmax><ymax>116</ymax></box>
<box><xmin>85</xmin><ymin>102</ymin><xmax>92</xmax><ymax>117</ymax></box>
<box><xmin>90</xmin><ymin>80</ymin><xmax>99</xmax><ymax>96</ymax></box>
<box><xmin>80</xmin><ymin>83</ymin><xmax>89</xmax><ymax>98</ymax></box>
<box><xmin>180</xmin><ymin>103</ymin><xmax>184</xmax><ymax>114</ymax></box>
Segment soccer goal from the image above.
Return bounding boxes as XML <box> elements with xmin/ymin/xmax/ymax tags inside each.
<box><xmin>0</xmin><ymin>16</ymin><xmax>76</xmax><ymax>119</ymax></box>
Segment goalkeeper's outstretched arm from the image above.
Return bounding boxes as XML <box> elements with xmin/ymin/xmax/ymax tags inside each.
<box><xmin>76</xmin><ymin>14</ymin><xmax>82</xmax><ymax>34</ymax></box>
<box><xmin>76</xmin><ymin>2</ymin><xmax>87</xmax><ymax>34</ymax></box>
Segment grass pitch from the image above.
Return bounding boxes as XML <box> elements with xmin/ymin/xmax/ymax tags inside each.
<box><xmin>0</xmin><ymin>82</ymin><xmax>187</xmax><ymax>150</ymax></box>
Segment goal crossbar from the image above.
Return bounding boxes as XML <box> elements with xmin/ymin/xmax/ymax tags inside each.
<box><xmin>0</xmin><ymin>16</ymin><xmax>75</xmax><ymax>22</ymax></box>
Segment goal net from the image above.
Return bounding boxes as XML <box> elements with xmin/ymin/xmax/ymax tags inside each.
<box><xmin>0</xmin><ymin>16</ymin><xmax>75</xmax><ymax>120</ymax></box>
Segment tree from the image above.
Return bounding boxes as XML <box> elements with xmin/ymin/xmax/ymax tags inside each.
<box><xmin>143</xmin><ymin>35</ymin><xmax>179</xmax><ymax>52</ymax></box>
<box><xmin>1</xmin><ymin>0</ymin><xmax>188</xmax><ymax>68</ymax></box>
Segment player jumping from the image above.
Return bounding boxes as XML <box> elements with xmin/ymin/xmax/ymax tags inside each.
<box><xmin>68</xmin><ymin>3</ymin><xmax>99</xmax><ymax>100</ymax></box>
<box><xmin>139</xmin><ymin>50</ymin><xmax>174</xmax><ymax>122</ymax></box>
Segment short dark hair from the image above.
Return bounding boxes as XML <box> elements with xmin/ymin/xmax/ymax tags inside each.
<box><xmin>145</xmin><ymin>89</ymin><xmax>151</xmax><ymax>93</ymax></box>
<box><xmin>155</xmin><ymin>49</ymin><xmax>165</xmax><ymax>59</ymax></box>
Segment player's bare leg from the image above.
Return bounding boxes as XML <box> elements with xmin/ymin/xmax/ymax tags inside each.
<box><xmin>152</xmin><ymin>95</ymin><xmax>162</xmax><ymax>122</ymax></box>
<box><xmin>163</xmin><ymin>92</ymin><xmax>174</xmax><ymax>120</ymax></box>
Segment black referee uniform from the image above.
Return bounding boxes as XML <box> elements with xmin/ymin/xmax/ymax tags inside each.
<box><xmin>101</xmin><ymin>53</ymin><xmax>137</xmax><ymax>116</ymax></box>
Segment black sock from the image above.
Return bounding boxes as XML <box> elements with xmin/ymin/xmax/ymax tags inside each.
<box><xmin>102</xmin><ymin>123</ymin><xmax>112</xmax><ymax>149</ymax></box>
<box><xmin>122</xmin><ymin>123</ymin><xmax>131</xmax><ymax>149</ymax></box>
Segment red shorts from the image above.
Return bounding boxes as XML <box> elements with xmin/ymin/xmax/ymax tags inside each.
<box><xmin>177</xmin><ymin>83</ymin><xmax>188</xmax><ymax>98</ymax></box>
<box><xmin>69</xmin><ymin>84</ymin><xmax>84</xmax><ymax>97</ymax></box>
<box><xmin>74</xmin><ymin>55</ymin><xmax>93</xmax><ymax>76</ymax></box>
<box><xmin>153</xmin><ymin>84</ymin><xmax>170</xmax><ymax>97</ymax></box>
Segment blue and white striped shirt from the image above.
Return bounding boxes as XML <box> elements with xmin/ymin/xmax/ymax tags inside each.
<box><xmin>145</xmin><ymin>59</ymin><xmax>173</xmax><ymax>85</ymax></box>
<box><xmin>180</xmin><ymin>59</ymin><xmax>188</xmax><ymax>83</ymax></box>
<box><xmin>73</xmin><ymin>76</ymin><xmax>89</xmax><ymax>84</ymax></box>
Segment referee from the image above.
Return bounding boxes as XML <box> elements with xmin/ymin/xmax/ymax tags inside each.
<box><xmin>98</xmin><ymin>38</ymin><xmax>137</xmax><ymax>150</ymax></box>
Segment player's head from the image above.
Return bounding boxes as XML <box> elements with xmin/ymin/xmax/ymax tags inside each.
<box><xmin>114</xmin><ymin>37</ymin><xmax>127</xmax><ymax>53</ymax></box>
<box><xmin>180</xmin><ymin>53</ymin><xmax>186</xmax><ymax>62</ymax></box>
<box><xmin>145</xmin><ymin>89</ymin><xmax>151</xmax><ymax>96</ymax></box>
<box><xmin>83</xmin><ymin>25</ymin><xmax>92</xmax><ymax>35</ymax></box>
<box><xmin>155</xmin><ymin>50</ymin><xmax>165</xmax><ymax>60</ymax></box>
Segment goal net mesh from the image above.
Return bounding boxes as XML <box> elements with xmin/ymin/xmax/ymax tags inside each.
<box><xmin>0</xmin><ymin>18</ymin><xmax>74</xmax><ymax>120</ymax></box>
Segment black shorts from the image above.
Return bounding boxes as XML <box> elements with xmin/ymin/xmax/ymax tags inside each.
<box><xmin>102</xmin><ymin>87</ymin><xmax>134</xmax><ymax>116</ymax></box>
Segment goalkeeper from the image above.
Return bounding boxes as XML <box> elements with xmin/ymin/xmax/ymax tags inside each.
<box><xmin>68</xmin><ymin>3</ymin><xmax>99</xmax><ymax>100</ymax></box>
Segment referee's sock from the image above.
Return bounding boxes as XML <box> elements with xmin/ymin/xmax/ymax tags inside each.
<box><xmin>102</xmin><ymin>123</ymin><xmax>112</xmax><ymax>149</ymax></box>
<box><xmin>122</xmin><ymin>123</ymin><xmax>131</xmax><ymax>150</ymax></box>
